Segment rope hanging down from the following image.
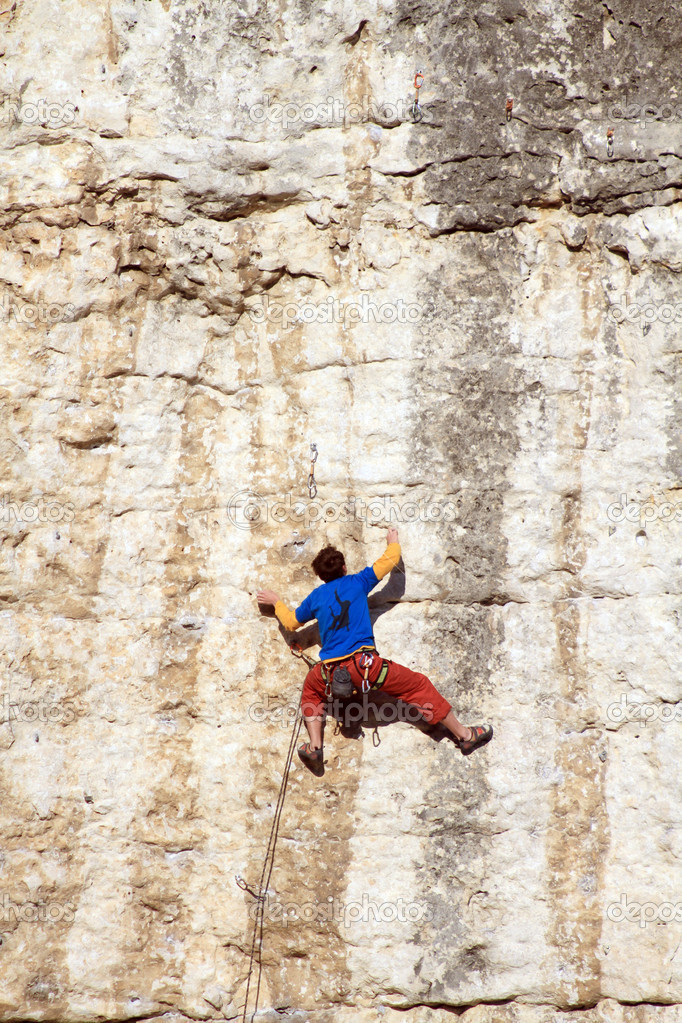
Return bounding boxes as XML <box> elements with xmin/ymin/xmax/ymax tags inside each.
<box><xmin>238</xmin><ymin>642</ymin><xmax>317</xmax><ymax>1022</ymax></box>
<box><xmin>238</xmin><ymin>697</ymin><xmax>303</xmax><ymax>1023</ymax></box>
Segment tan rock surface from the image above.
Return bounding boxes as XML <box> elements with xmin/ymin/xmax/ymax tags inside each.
<box><xmin>0</xmin><ymin>1</ymin><xmax>681</xmax><ymax>1020</ymax></box>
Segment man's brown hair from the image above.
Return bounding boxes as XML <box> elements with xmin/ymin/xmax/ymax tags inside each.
<box><xmin>312</xmin><ymin>546</ymin><xmax>345</xmax><ymax>582</ymax></box>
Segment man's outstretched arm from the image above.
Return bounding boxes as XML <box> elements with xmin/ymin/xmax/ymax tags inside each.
<box><xmin>372</xmin><ymin>526</ymin><xmax>401</xmax><ymax>580</ymax></box>
<box><xmin>257</xmin><ymin>527</ymin><xmax>400</xmax><ymax>624</ymax></box>
<box><xmin>256</xmin><ymin>588</ymin><xmax>302</xmax><ymax>631</ymax></box>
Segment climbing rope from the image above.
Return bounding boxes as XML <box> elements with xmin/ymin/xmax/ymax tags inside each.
<box><xmin>238</xmin><ymin>642</ymin><xmax>319</xmax><ymax>1022</ymax></box>
<box><xmin>411</xmin><ymin>69</ymin><xmax>424</xmax><ymax>122</ymax></box>
<box><xmin>307</xmin><ymin>443</ymin><xmax>318</xmax><ymax>499</ymax></box>
<box><xmin>239</xmin><ymin>695</ymin><xmax>303</xmax><ymax>1023</ymax></box>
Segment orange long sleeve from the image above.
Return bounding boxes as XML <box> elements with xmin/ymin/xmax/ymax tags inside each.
<box><xmin>274</xmin><ymin>600</ymin><xmax>301</xmax><ymax>631</ymax></box>
<box><xmin>372</xmin><ymin>542</ymin><xmax>401</xmax><ymax>581</ymax></box>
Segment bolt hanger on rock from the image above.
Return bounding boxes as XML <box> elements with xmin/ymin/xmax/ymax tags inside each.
<box><xmin>235</xmin><ymin>875</ymin><xmax>265</xmax><ymax>902</ymax></box>
<box><xmin>412</xmin><ymin>69</ymin><xmax>424</xmax><ymax>122</ymax></box>
<box><xmin>307</xmin><ymin>442</ymin><xmax>318</xmax><ymax>499</ymax></box>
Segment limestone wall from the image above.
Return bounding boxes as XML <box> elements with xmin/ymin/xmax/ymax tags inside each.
<box><xmin>0</xmin><ymin>1</ymin><xmax>681</xmax><ymax>1020</ymax></box>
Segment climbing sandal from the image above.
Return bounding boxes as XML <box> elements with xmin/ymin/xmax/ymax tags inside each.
<box><xmin>297</xmin><ymin>742</ymin><xmax>324</xmax><ymax>776</ymax></box>
<box><xmin>458</xmin><ymin>724</ymin><xmax>493</xmax><ymax>756</ymax></box>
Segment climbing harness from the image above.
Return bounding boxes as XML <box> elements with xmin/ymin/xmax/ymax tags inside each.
<box><xmin>411</xmin><ymin>69</ymin><xmax>424</xmax><ymax>122</ymax></box>
<box><xmin>607</xmin><ymin>127</ymin><xmax>614</xmax><ymax>159</ymax></box>
<box><xmin>320</xmin><ymin>648</ymin><xmax>390</xmax><ymax>698</ymax></box>
<box><xmin>307</xmin><ymin>442</ymin><xmax>318</xmax><ymax>499</ymax></box>
<box><xmin>506</xmin><ymin>97</ymin><xmax>513</xmax><ymax>122</ymax></box>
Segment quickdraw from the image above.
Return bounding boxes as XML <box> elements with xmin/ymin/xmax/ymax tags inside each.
<box><xmin>358</xmin><ymin>650</ymin><xmax>375</xmax><ymax>694</ymax></box>
<box><xmin>319</xmin><ymin>661</ymin><xmax>335</xmax><ymax>700</ymax></box>
<box><xmin>307</xmin><ymin>442</ymin><xmax>318</xmax><ymax>499</ymax></box>
<box><xmin>506</xmin><ymin>97</ymin><xmax>513</xmax><ymax>122</ymax></box>
<box><xmin>290</xmin><ymin>642</ymin><xmax>318</xmax><ymax>669</ymax></box>
<box><xmin>357</xmin><ymin>650</ymin><xmax>389</xmax><ymax>694</ymax></box>
<box><xmin>412</xmin><ymin>69</ymin><xmax>424</xmax><ymax>122</ymax></box>
<box><xmin>606</xmin><ymin>127</ymin><xmax>614</xmax><ymax>159</ymax></box>
<box><xmin>235</xmin><ymin>875</ymin><xmax>265</xmax><ymax>901</ymax></box>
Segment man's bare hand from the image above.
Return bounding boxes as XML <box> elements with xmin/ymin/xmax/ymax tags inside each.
<box><xmin>257</xmin><ymin>589</ymin><xmax>280</xmax><ymax>606</ymax></box>
<box><xmin>387</xmin><ymin>527</ymin><xmax>399</xmax><ymax>544</ymax></box>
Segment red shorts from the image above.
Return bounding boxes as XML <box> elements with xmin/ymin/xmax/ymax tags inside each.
<box><xmin>301</xmin><ymin>650</ymin><xmax>451</xmax><ymax>725</ymax></box>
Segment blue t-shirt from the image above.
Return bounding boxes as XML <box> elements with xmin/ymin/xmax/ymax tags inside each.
<box><xmin>295</xmin><ymin>566</ymin><xmax>380</xmax><ymax>661</ymax></box>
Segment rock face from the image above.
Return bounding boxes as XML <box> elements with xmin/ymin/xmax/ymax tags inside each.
<box><xmin>1</xmin><ymin>1</ymin><xmax>681</xmax><ymax>1020</ymax></box>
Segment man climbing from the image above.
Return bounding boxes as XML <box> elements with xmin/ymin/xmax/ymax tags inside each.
<box><xmin>257</xmin><ymin>527</ymin><xmax>492</xmax><ymax>774</ymax></box>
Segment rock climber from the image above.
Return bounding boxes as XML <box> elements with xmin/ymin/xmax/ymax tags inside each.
<box><xmin>257</xmin><ymin>527</ymin><xmax>493</xmax><ymax>774</ymax></box>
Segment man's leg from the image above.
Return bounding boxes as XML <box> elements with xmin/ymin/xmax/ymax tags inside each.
<box><xmin>380</xmin><ymin>661</ymin><xmax>472</xmax><ymax>742</ymax></box>
<box><xmin>304</xmin><ymin>715</ymin><xmax>324</xmax><ymax>749</ymax></box>
<box><xmin>441</xmin><ymin>709</ymin><xmax>472</xmax><ymax>743</ymax></box>
<box><xmin>301</xmin><ymin>664</ymin><xmax>327</xmax><ymax>750</ymax></box>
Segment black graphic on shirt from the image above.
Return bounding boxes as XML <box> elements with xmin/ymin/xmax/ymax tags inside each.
<box><xmin>329</xmin><ymin>590</ymin><xmax>351</xmax><ymax>632</ymax></box>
